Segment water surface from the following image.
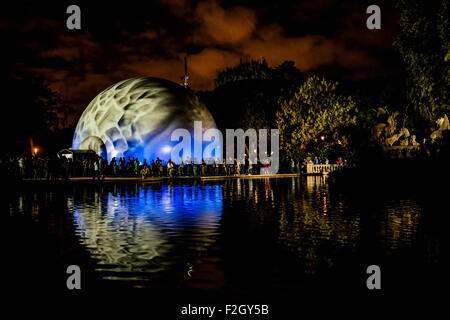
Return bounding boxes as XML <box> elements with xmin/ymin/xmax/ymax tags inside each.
<box><xmin>3</xmin><ymin>177</ymin><xmax>443</xmax><ymax>298</ymax></box>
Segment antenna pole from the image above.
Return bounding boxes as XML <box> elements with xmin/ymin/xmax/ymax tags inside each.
<box><xmin>184</xmin><ymin>56</ymin><xmax>189</xmax><ymax>88</ymax></box>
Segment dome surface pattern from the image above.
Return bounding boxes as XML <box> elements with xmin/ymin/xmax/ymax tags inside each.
<box><xmin>72</xmin><ymin>77</ymin><xmax>216</xmax><ymax>161</ymax></box>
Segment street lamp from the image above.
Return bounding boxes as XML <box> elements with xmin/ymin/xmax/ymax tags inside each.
<box><xmin>34</xmin><ymin>147</ymin><xmax>38</xmax><ymax>156</ymax></box>
<box><xmin>320</xmin><ymin>135</ymin><xmax>325</xmax><ymax>141</ymax></box>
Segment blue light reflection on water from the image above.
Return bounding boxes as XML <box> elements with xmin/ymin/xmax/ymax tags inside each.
<box><xmin>4</xmin><ymin>177</ymin><xmax>440</xmax><ymax>294</ymax></box>
<box><xmin>70</xmin><ymin>184</ymin><xmax>223</xmax><ymax>282</ymax></box>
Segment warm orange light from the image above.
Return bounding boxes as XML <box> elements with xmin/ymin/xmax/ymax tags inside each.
<box><xmin>320</xmin><ymin>135</ymin><xmax>325</xmax><ymax>141</ymax></box>
<box><xmin>34</xmin><ymin>148</ymin><xmax>38</xmax><ymax>155</ymax></box>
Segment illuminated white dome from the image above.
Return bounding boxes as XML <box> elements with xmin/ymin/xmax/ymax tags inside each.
<box><xmin>72</xmin><ymin>77</ymin><xmax>216</xmax><ymax>162</ymax></box>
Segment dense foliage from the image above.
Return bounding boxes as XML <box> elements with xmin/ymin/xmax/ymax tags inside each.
<box><xmin>394</xmin><ymin>0</ymin><xmax>450</xmax><ymax>123</ymax></box>
<box><xmin>276</xmin><ymin>76</ymin><xmax>357</xmax><ymax>161</ymax></box>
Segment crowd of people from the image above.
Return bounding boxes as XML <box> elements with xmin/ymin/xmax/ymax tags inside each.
<box><xmin>307</xmin><ymin>156</ymin><xmax>345</xmax><ymax>165</ymax></box>
<box><xmin>1</xmin><ymin>155</ymin><xmax>276</xmax><ymax>180</ymax></box>
<box><xmin>1</xmin><ymin>152</ymin><xmax>348</xmax><ymax>181</ymax></box>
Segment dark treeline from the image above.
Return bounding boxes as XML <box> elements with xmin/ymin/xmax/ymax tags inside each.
<box><xmin>0</xmin><ymin>67</ymin><xmax>75</xmax><ymax>156</ymax></box>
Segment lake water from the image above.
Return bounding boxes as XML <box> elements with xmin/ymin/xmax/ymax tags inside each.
<box><xmin>2</xmin><ymin>176</ymin><xmax>444</xmax><ymax>305</ymax></box>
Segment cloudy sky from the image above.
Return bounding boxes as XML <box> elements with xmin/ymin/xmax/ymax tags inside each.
<box><xmin>1</xmin><ymin>0</ymin><xmax>401</xmax><ymax>118</ymax></box>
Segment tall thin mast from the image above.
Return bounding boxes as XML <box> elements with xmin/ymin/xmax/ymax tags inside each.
<box><xmin>184</xmin><ymin>56</ymin><xmax>189</xmax><ymax>88</ymax></box>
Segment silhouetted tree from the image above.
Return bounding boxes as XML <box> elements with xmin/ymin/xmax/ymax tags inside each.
<box><xmin>394</xmin><ymin>0</ymin><xmax>450</xmax><ymax>123</ymax></box>
<box><xmin>199</xmin><ymin>59</ymin><xmax>304</xmax><ymax>131</ymax></box>
<box><xmin>0</xmin><ymin>69</ymin><xmax>74</xmax><ymax>154</ymax></box>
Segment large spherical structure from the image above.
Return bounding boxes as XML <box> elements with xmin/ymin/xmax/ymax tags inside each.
<box><xmin>72</xmin><ymin>77</ymin><xmax>216</xmax><ymax>162</ymax></box>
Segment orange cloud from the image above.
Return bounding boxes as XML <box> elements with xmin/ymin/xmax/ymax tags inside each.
<box><xmin>189</xmin><ymin>48</ymin><xmax>240</xmax><ymax>87</ymax></box>
<box><xmin>242</xmin><ymin>24</ymin><xmax>380</xmax><ymax>70</ymax></box>
<box><xmin>191</xmin><ymin>1</ymin><xmax>256</xmax><ymax>45</ymax></box>
<box><xmin>23</xmin><ymin>0</ymin><xmax>390</xmax><ymax>113</ymax></box>
<box><xmin>40</xmin><ymin>34</ymin><xmax>101</xmax><ymax>61</ymax></box>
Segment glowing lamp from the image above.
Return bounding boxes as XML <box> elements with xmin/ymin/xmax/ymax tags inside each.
<box><xmin>162</xmin><ymin>146</ymin><xmax>172</xmax><ymax>154</ymax></box>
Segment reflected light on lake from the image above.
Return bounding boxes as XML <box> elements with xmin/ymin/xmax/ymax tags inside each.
<box><xmin>68</xmin><ymin>183</ymin><xmax>223</xmax><ymax>283</ymax></box>
<box><xmin>2</xmin><ymin>177</ymin><xmax>430</xmax><ymax>292</ymax></box>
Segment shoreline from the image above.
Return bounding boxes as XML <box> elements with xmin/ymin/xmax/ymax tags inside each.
<box><xmin>16</xmin><ymin>173</ymin><xmax>301</xmax><ymax>185</ymax></box>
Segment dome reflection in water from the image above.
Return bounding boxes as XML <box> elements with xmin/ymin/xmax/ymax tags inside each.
<box><xmin>68</xmin><ymin>183</ymin><xmax>223</xmax><ymax>286</ymax></box>
<box><xmin>5</xmin><ymin>177</ymin><xmax>433</xmax><ymax>294</ymax></box>
<box><xmin>64</xmin><ymin>177</ymin><xmax>424</xmax><ymax>290</ymax></box>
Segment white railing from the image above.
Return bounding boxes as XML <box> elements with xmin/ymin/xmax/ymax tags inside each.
<box><xmin>306</xmin><ymin>164</ymin><xmax>344</xmax><ymax>175</ymax></box>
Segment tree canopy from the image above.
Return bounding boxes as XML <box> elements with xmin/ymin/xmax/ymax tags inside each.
<box><xmin>215</xmin><ymin>58</ymin><xmax>271</xmax><ymax>87</ymax></box>
<box><xmin>276</xmin><ymin>76</ymin><xmax>357</xmax><ymax>161</ymax></box>
<box><xmin>199</xmin><ymin>59</ymin><xmax>304</xmax><ymax>131</ymax></box>
<box><xmin>394</xmin><ymin>0</ymin><xmax>450</xmax><ymax>123</ymax></box>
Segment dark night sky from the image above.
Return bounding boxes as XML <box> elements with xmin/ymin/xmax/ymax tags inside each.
<box><xmin>0</xmin><ymin>0</ymin><xmax>402</xmax><ymax>118</ymax></box>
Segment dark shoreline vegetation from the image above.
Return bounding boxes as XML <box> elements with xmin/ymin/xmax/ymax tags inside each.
<box><xmin>329</xmin><ymin>129</ymin><xmax>450</xmax><ymax>192</ymax></box>
<box><xmin>329</xmin><ymin>156</ymin><xmax>450</xmax><ymax>194</ymax></box>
